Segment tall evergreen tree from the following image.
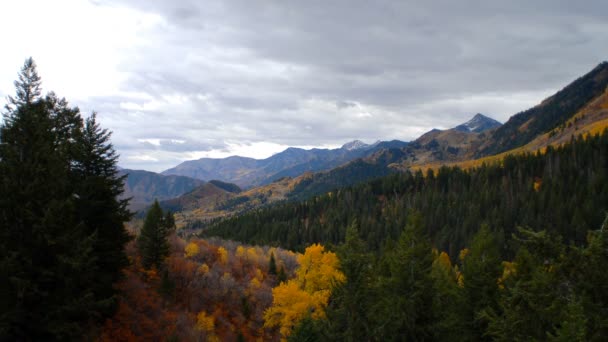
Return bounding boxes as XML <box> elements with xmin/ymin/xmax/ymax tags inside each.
<box><xmin>324</xmin><ymin>221</ymin><xmax>374</xmax><ymax>341</ymax></box>
<box><xmin>269</xmin><ymin>251</ymin><xmax>277</xmax><ymax>275</ymax></box>
<box><xmin>461</xmin><ymin>224</ymin><xmax>502</xmax><ymax>341</ymax></box>
<box><xmin>0</xmin><ymin>58</ymin><xmax>132</xmax><ymax>340</ymax></box>
<box><xmin>0</xmin><ymin>58</ymin><xmax>95</xmax><ymax>340</ymax></box>
<box><xmin>138</xmin><ymin>200</ymin><xmax>174</xmax><ymax>269</ymax></box>
<box><xmin>4</xmin><ymin>57</ymin><xmax>41</xmax><ymax>111</ymax></box>
<box><xmin>373</xmin><ymin>212</ymin><xmax>435</xmax><ymax>340</ymax></box>
<box><xmin>72</xmin><ymin>113</ymin><xmax>132</xmax><ymax>308</ymax></box>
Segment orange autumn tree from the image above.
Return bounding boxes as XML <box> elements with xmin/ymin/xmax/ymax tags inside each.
<box><xmin>264</xmin><ymin>244</ymin><xmax>345</xmax><ymax>339</ymax></box>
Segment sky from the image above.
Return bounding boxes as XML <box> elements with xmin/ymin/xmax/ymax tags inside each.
<box><xmin>0</xmin><ymin>0</ymin><xmax>607</xmax><ymax>172</ymax></box>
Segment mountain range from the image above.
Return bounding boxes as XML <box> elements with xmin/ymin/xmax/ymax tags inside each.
<box><xmin>124</xmin><ymin>61</ymin><xmax>608</xmax><ymax>230</ymax></box>
<box><xmin>161</xmin><ymin>139</ymin><xmax>408</xmax><ymax>188</ymax></box>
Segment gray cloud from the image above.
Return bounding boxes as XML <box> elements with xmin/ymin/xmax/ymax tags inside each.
<box><xmin>62</xmin><ymin>1</ymin><xmax>608</xmax><ymax>170</ymax></box>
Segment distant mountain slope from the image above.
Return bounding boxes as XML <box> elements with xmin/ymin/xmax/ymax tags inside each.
<box><xmin>161</xmin><ymin>140</ymin><xmax>408</xmax><ymax>188</ymax></box>
<box><xmin>203</xmin><ymin>129</ymin><xmax>608</xmax><ymax>254</ymax></box>
<box><xmin>477</xmin><ymin>61</ymin><xmax>608</xmax><ymax>156</ymax></box>
<box><xmin>161</xmin><ymin>156</ymin><xmax>260</xmax><ymax>185</ymax></box>
<box><xmin>454</xmin><ymin>113</ymin><xmax>501</xmax><ymax>133</ymax></box>
<box><xmin>119</xmin><ymin>169</ymin><xmax>205</xmax><ymax>211</ymax></box>
<box><xmin>158</xmin><ymin>182</ymin><xmax>236</xmax><ymax>213</ymax></box>
<box><xmin>414</xmin><ymin>85</ymin><xmax>608</xmax><ymax>172</ymax></box>
<box><xmin>164</xmin><ymin>63</ymin><xmax>608</xmax><ymax>233</ymax></box>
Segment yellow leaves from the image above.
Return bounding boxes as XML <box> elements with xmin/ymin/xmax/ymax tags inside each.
<box><xmin>296</xmin><ymin>244</ymin><xmax>345</xmax><ymax>293</ymax></box>
<box><xmin>185</xmin><ymin>242</ymin><xmax>200</xmax><ymax>258</ymax></box>
<box><xmin>217</xmin><ymin>247</ymin><xmax>228</xmax><ymax>265</ymax></box>
<box><xmin>236</xmin><ymin>246</ymin><xmax>246</xmax><ymax>258</ymax></box>
<box><xmin>247</xmin><ymin>247</ymin><xmax>259</xmax><ymax>262</ymax></box>
<box><xmin>264</xmin><ymin>243</ymin><xmax>344</xmax><ymax>340</ymax></box>
<box><xmin>498</xmin><ymin>261</ymin><xmax>516</xmax><ymax>289</ymax></box>
<box><xmin>459</xmin><ymin>248</ymin><xmax>470</xmax><ymax>262</ymax></box>
<box><xmin>254</xmin><ymin>268</ymin><xmax>264</xmax><ymax>282</ymax></box>
<box><xmin>250</xmin><ymin>277</ymin><xmax>261</xmax><ymax>290</ymax></box>
<box><xmin>533</xmin><ymin>178</ymin><xmax>542</xmax><ymax>192</ymax></box>
<box><xmin>263</xmin><ymin>280</ymin><xmax>327</xmax><ymax>339</ymax></box>
<box><xmin>195</xmin><ymin>311</ymin><xmax>215</xmax><ymax>332</ymax></box>
<box><xmin>197</xmin><ymin>263</ymin><xmax>209</xmax><ymax>275</ymax></box>
<box><xmin>434</xmin><ymin>251</ymin><xmax>453</xmax><ymax>271</ymax></box>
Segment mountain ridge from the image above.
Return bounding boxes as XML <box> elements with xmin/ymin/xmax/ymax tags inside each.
<box><xmin>161</xmin><ymin>139</ymin><xmax>408</xmax><ymax>188</ymax></box>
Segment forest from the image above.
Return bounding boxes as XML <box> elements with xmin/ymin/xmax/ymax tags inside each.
<box><xmin>2</xmin><ymin>58</ymin><xmax>608</xmax><ymax>341</ymax></box>
<box><xmin>205</xmin><ymin>131</ymin><xmax>608</xmax><ymax>258</ymax></box>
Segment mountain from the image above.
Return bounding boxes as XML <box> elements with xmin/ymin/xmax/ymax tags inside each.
<box><xmin>161</xmin><ymin>139</ymin><xmax>408</xmax><ymax>188</ymax></box>
<box><xmin>158</xmin><ymin>182</ymin><xmax>236</xmax><ymax>213</ymax></box>
<box><xmin>341</xmin><ymin>139</ymin><xmax>372</xmax><ymax>150</ymax></box>
<box><xmin>454</xmin><ymin>113</ymin><xmax>501</xmax><ymax>133</ymax></box>
<box><xmin>161</xmin><ymin>63</ymin><xmax>608</xmax><ymax>231</ymax></box>
<box><xmin>477</xmin><ymin>61</ymin><xmax>608</xmax><ymax>156</ymax></box>
<box><xmin>119</xmin><ymin>169</ymin><xmax>205</xmax><ymax>211</ymax></box>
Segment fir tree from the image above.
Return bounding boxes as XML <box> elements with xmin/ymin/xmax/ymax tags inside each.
<box><xmin>0</xmin><ymin>58</ymin><xmax>118</xmax><ymax>340</ymax></box>
<box><xmin>0</xmin><ymin>59</ymin><xmax>133</xmax><ymax>340</ymax></box>
<box><xmin>373</xmin><ymin>212</ymin><xmax>435</xmax><ymax>340</ymax></box>
<box><xmin>72</xmin><ymin>113</ymin><xmax>132</xmax><ymax>309</ymax></box>
<box><xmin>324</xmin><ymin>221</ymin><xmax>374</xmax><ymax>341</ymax></box>
<box><xmin>269</xmin><ymin>252</ymin><xmax>277</xmax><ymax>275</ymax></box>
<box><xmin>277</xmin><ymin>266</ymin><xmax>287</xmax><ymax>284</ymax></box>
<box><xmin>138</xmin><ymin>200</ymin><xmax>174</xmax><ymax>269</ymax></box>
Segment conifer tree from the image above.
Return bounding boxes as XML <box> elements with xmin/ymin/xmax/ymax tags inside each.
<box><xmin>0</xmin><ymin>58</ymin><xmax>93</xmax><ymax>340</ymax></box>
<box><xmin>461</xmin><ymin>224</ymin><xmax>502</xmax><ymax>341</ymax></box>
<box><xmin>0</xmin><ymin>58</ymin><xmax>132</xmax><ymax>340</ymax></box>
<box><xmin>72</xmin><ymin>113</ymin><xmax>132</xmax><ymax>306</ymax></box>
<box><xmin>324</xmin><ymin>221</ymin><xmax>374</xmax><ymax>341</ymax></box>
<box><xmin>138</xmin><ymin>200</ymin><xmax>174</xmax><ymax>269</ymax></box>
<box><xmin>373</xmin><ymin>212</ymin><xmax>435</xmax><ymax>340</ymax></box>
<box><xmin>269</xmin><ymin>252</ymin><xmax>277</xmax><ymax>275</ymax></box>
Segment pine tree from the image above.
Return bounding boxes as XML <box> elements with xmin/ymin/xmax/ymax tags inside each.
<box><xmin>0</xmin><ymin>58</ymin><xmax>96</xmax><ymax>340</ymax></box>
<box><xmin>324</xmin><ymin>221</ymin><xmax>374</xmax><ymax>341</ymax></box>
<box><xmin>138</xmin><ymin>200</ymin><xmax>174</xmax><ymax>269</ymax></box>
<box><xmin>72</xmin><ymin>113</ymin><xmax>132</xmax><ymax>308</ymax></box>
<box><xmin>269</xmin><ymin>252</ymin><xmax>277</xmax><ymax>275</ymax></box>
<box><xmin>0</xmin><ymin>58</ymin><xmax>133</xmax><ymax>340</ymax></box>
<box><xmin>277</xmin><ymin>266</ymin><xmax>287</xmax><ymax>283</ymax></box>
<box><xmin>4</xmin><ymin>57</ymin><xmax>41</xmax><ymax>111</ymax></box>
<box><xmin>461</xmin><ymin>224</ymin><xmax>502</xmax><ymax>341</ymax></box>
<box><xmin>373</xmin><ymin>212</ymin><xmax>435</xmax><ymax>340</ymax></box>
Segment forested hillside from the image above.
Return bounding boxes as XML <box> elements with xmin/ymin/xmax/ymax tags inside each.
<box><xmin>477</xmin><ymin>61</ymin><xmax>608</xmax><ymax>156</ymax></box>
<box><xmin>205</xmin><ymin>130</ymin><xmax>608</xmax><ymax>258</ymax></box>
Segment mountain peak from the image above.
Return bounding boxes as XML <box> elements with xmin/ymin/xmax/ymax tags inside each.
<box><xmin>454</xmin><ymin>113</ymin><xmax>501</xmax><ymax>133</ymax></box>
<box><xmin>341</xmin><ymin>140</ymin><xmax>369</xmax><ymax>150</ymax></box>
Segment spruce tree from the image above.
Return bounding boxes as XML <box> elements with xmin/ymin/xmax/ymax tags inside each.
<box><xmin>373</xmin><ymin>212</ymin><xmax>435</xmax><ymax>340</ymax></box>
<box><xmin>461</xmin><ymin>224</ymin><xmax>502</xmax><ymax>341</ymax></box>
<box><xmin>324</xmin><ymin>221</ymin><xmax>374</xmax><ymax>341</ymax></box>
<box><xmin>269</xmin><ymin>252</ymin><xmax>277</xmax><ymax>275</ymax></box>
<box><xmin>138</xmin><ymin>200</ymin><xmax>174</xmax><ymax>269</ymax></box>
<box><xmin>0</xmin><ymin>59</ymin><xmax>95</xmax><ymax>340</ymax></box>
<box><xmin>72</xmin><ymin>113</ymin><xmax>132</xmax><ymax>308</ymax></box>
<box><xmin>0</xmin><ymin>58</ymin><xmax>132</xmax><ymax>340</ymax></box>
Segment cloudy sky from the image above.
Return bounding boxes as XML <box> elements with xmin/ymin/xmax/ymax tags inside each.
<box><xmin>1</xmin><ymin>0</ymin><xmax>607</xmax><ymax>171</ymax></box>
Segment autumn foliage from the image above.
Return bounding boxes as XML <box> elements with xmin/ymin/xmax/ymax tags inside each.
<box><xmin>100</xmin><ymin>232</ymin><xmax>300</xmax><ymax>341</ymax></box>
<box><xmin>264</xmin><ymin>244</ymin><xmax>345</xmax><ymax>340</ymax></box>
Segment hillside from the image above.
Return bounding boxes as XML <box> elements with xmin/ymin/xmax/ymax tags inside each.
<box><xmin>161</xmin><ymin>139</ymin><xmax>407</xmax><ymax>188</ymax></box>
<box><xmin>476</xmin><ymin>61</ymin><xmax>608</xmax><ymax>156</ymax></box>
<box><xmin>412</xmin><ymin>85</ymin><xmax>608</xmax><ymax>172</ymax></box>
<box><xmin>119</xmin><ymin>169</ymin><xmax>205</xmax><ymax>211</ymax></box>
<box><xmin>203</xmin><ymin>129</ymin><xmax>608</xmax><ymax>255</ymax></box>
<box><xmin>154</xmin><ymin>63</ymin><xmax>608</xmax><ymax>234</ymax></box>
<box><xmin>166</xmin><ymin>176</ymin><xmax>304</xmax><ymax>231</ymax></box>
